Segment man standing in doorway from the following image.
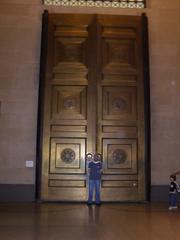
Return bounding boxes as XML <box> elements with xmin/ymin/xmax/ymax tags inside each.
<box><xmin>87</xmin><ymin>153</ymin><xmax>103</xmax><ymax>205</ymax></box>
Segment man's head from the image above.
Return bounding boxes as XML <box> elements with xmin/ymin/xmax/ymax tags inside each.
<box><xmin>86</xmin><ymin>153</ymin><xmax>93</xmax><ymax>161</ymax></box>
<box><xmin>170</xmin><ymin>175</ymin><xmax>176</xmax><ymax>181</ymax></box>
<box><xmin>94</xmin><ymin>153</ymin><xmax>102</xmax><ymax>162</ymax></box>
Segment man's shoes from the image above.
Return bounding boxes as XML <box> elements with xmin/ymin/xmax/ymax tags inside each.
<box><xmin>87</xmin><ymin>202</ymin><xmax>92</xmax><ymax>206</ymax></box>
<box><xmin>169</xmin><ymin>206</ymin><xmax>178</xmax><ymax>210</ymax></box>
<box><xmin>172</xmin><ymin>206</ymin><xmax>178</xmax><ymax>209</ymax></box>
<box><xmin>95</xmin><ymin>202</ymin><xmax>101</xmax><ymax>206</ymax></box>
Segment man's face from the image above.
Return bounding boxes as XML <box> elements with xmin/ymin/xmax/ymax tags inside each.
<box><xmin>86</xmin><ymin>153</ymin><xmax>93</xmax><ymax>161</ymax></box>
<box><xmin>170</xmin><ymin>177</ymin><xmax>175</xmax><ymax>182</ymax></box>
<box><xmin>94</xmin><ymin>154</ymin><xmax>99</xmax><ymax>162</ymax></box>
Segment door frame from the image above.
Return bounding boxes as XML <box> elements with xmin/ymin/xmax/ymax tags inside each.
<box><xmin>142</xmin><ymin>13</ymin><xmax>151</xmax><ymax>201</ymax></box>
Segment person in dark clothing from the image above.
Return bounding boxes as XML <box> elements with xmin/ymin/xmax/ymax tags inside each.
<box><xmin>87</xmin><ymin>153</ymin><xmax>103</xmax><ymax>205</ymax></box>
<box><xmin>169</xmin><ymin>175</ymin><xmax>179</xmax><ymax>210</ymax></box>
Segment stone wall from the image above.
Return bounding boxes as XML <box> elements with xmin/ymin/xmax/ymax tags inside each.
<box><xmin>0</xmin><ymin>0</ymin><xmax>180</xmax><ymax>199</ymax></box>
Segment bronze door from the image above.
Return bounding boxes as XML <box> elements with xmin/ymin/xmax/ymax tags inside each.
<box><xmin>39</xmin><ymin>13</ymin><xmax>147</xmax><ymax>201</ymax></box>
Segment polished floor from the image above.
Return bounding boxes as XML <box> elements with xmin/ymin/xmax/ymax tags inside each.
<box><xmin>0</xmin><ymin>203</ymin><xmax>180</xmax><ymax>240</ymax></box>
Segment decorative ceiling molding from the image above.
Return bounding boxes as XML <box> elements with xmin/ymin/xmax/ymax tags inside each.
<box><xmin>44</xmin><ymin>0</ymin><xmax>145</xmax><ymax>8</ymax></box>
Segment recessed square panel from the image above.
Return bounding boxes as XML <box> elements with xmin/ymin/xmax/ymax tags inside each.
<box><xmin>55</xmin><ymin>38</ymin><xmax>84</xmax><ymax>64</ymax></box>
<box><xmin>103</xmin><ymin>38</ymin><xmax>136</xmax><ymax>70</ymax></box>
<box><xmin>107</xmin><ymin>144</ymin><xmax>132</xmax><ymax>169</ymax></box>
<box><xmin>51</xmin><ymin>85</ymin><xmax>87</xmax><ymax>120</ymax></box>
<box><xmin>50</xmin><ymin>138</ymin><xmax>86</xmax><ymax>174</ymax></box>
<box><xmin>56</xmin><ymin>143</ymin><xmax>80</xmax><ymax>168</ymax></box>
<box><xmin>103</xmin><ymin>138</ymin><xmax>137</xmax><ymax>174</ymax></box>
<box><xmin>53</xmin><ymin>36</ymin><xmax>88</xmax><ymax>75</ymax></box>
<box><xmin>103</xmin><ymin>86</ymin><xmax>137</xmax><ymax>120</ymax></box>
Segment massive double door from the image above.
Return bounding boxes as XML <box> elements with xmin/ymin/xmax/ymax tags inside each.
<box><xmin>39</xmin><ymin>12</ymin><xmax>148</xmax><ymax>201</ymax></box>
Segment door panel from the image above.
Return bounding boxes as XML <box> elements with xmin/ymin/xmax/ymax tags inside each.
<box><xmin>51</xmin><ymin>85</ymin><xmax>87</xmax><ymax>120</ymax></box>
<box><xmin>102</xmin><ymin>86</ymin><xmax>137</xmax><ymax>120</ymax></box>
<box><xmin>40</xmin><ymin>14</ymin><xmax>95</xmax><ymax>201</ymax></box>
<box><xmin>97</xmin><ymin>15</ymin><xmax>145</xmax><ymax>201</ymax></box>
<box><xmin>39</xmin><ymin>13</ymin><xmax>146</xmax><ymax>201</ymax></box>
<box><xmin>50</xmin><ymin>138</ymin><xmax>86</xmax><ymax>174</ymax></box>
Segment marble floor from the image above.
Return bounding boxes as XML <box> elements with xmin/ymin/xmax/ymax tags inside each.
<box><xmin>0</xmin><ymin>203</ymin><xmax>179</xmax><ymax>240</ymax></box>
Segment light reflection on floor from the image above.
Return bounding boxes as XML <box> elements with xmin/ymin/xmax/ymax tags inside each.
<box><xmin>0</xmin><ymin>203</ymin><xmax>179</xmax><ymax>240</ymax></box>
